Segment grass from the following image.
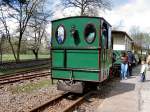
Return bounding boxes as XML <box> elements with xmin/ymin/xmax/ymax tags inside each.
<box><xmin>0</xmin><ymin>54</ymin><xmax>51</xmax><ymax>75</ymax></box>
<box><xmin>9</xmin><ymin>79</ymin><xmax>57</xmax><ymax>94</ymax></box>
<box><xmin>1</xmin><ymin>54</ymin><xmax>50</xmax><ymax>61</ymax></box>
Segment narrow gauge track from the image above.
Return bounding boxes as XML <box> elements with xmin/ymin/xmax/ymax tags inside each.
<box><xmin>0</xmin><ymin>66</ymin><xmax>50</xmax><ymax>78</ymax></box>
<box><xmin>30</xmin><ymin>91</ymin><xmax>94</xmax><ymax>112</ymax></box>
<box><xmin>0</xmin><ymin>70</ymin><xmax>51</xmax><ymax>85</ymax></box>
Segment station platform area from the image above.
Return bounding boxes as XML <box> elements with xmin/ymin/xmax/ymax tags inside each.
<box><xmin>96</xmin><ymin>65</ymin><xmax>150</xmax><ymax>112</ymax></box>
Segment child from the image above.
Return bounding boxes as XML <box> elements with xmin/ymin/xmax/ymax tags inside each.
<box><xmin>140</xmin><ymin>60</ymin><xmax>147</xmax><ymax>82</ymax></box>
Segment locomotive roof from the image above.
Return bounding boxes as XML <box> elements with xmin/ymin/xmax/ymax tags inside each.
<box><xmin>51</xmin><ymin>16</ymin><xmax>111</xmax><ymax>26</ymax></box>
<box><xmin>112</xmin><ymin>30</ymin><xmax>133</xmax><ymax>41</ymax></box>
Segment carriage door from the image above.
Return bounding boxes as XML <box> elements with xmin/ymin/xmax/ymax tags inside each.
<box><xmin>101</xmin><ymin>22</ymin><xmax>109</xmax><ymax>80</ymax></box>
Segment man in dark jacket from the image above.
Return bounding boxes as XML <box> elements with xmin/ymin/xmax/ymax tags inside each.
<box><xmin>127</xmin><ymin>51</ymin><xmax>136</xmax><ymax>76</ymax></box>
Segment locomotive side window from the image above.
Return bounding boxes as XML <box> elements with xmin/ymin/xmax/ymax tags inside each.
<box><xmin>84</xmin><ymin>24</ymin><xmax>96</xmax><ymax>44</ymax></box>
<box><xmin>55</xmin><ymin>25</ymin><xmax>66</xmax><ymax>44</ymax></box>
<box><xmin>108</xmin><ymin>27</ymin><xmax>112</xmax><ymax>48</ymax></box>
<box><xmin>102</xmin><ymin>23</ymin><xmax>108</xmax><ymax>49</ymax></box>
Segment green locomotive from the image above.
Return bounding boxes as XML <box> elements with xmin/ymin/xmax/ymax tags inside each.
<box><xmin>51</xmin><ymin>16</ymin><xmax>113</xmax><ymax>93</ymax></box>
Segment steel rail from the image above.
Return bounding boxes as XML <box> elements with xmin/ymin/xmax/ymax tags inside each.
<box><xmin>29</xmin><ymin>91</ymin><xmax>94</xmax><ymax>112</ymax></box>
<box><xmin>0</xmin><ymin>66</ymin><xmax>50</xmax><ymax>78</ymax></box>
<box><xmin>0</xmin><ymin>71</ymin><xmax>51</xmax><ymax>85</ymax></box>
<box><xmin>30</xmin><ymin>92</ymin><xmax>69</xmax><ymax>112</ymax></box>
<box><xmin>0</xmin><ymin>69</ymin><xmax>50</xmax><ymax>80</ymax></box>
<box><xmin>62</xmin><ymin>91</ymin><xmax>93</xmax><ymax>112</ymax></box>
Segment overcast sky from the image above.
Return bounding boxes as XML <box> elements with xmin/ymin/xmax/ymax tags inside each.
<box><xmin>51</xmin><ymin>0</ymin><xmax>150</xmax><ymax>34</ymax></box>
<box><xmin>101</xmin><ymin>0</ymin><xmax>150</xmax><ymax>33</ymax></box>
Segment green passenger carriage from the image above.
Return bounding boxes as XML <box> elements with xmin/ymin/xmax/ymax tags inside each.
<box><xmin>51</xmin><ymin>16</ymin><xmax>113</xmax><ymax>93</ymax></box>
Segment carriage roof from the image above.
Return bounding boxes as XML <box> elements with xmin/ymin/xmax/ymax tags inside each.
<box><xmin>112</xmin><ymin>30</ymin><xmax>133</xmax><ymax>41</ymax></box>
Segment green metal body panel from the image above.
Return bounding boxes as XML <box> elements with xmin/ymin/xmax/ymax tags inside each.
<box><xmin>51</xmin><ymin>16</ymin><xmax>112</xmax><ymax>82</ymax></box>
<box><xmin>52</xmin><ymin>70</ymin><xmax>99</xmax><ymax>81</ymax></box>
<box><xmin>67</xmin><ymin>50</ymin><xmax>99</xmax><ymax>68</ymax></box>
<box><xmin>52</xmin><ymin>50</ymin><xmax>99</xmax><ymax>68</ymax></box>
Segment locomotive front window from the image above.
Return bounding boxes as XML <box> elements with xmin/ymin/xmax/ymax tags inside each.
<box><xmin>84</xmin><ymin>24</ymin><xmax>96</xmax><ymax>44</ymax></box>
<box><xmin>55</xmin><ymin>25</ymin><xmax>66</xmax><ymax>44</ymax></box>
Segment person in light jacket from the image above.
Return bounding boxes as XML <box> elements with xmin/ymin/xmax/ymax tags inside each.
<box><xmin>146</xmin><ymin>52</ymin><xmax>150</xmax><ymax>69</ymax></box>
<box><xmin>140</xmin><ymin>60</ymin><xmax>147</xmax><ymax>82</ymax></box>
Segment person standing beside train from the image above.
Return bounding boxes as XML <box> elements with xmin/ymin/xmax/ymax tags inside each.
<box><xmin>127</xmin><ymin>51</ymin><xmax>136</xmax><ymax>76</ymax></box>
<box><xmin>146</xmin><ymin>52</ymin><xmax>150</xmax><ymax>70</ymax></box>
<box><xmin>120</xmin><ymin>52</ymin><xmax>128</xmax><ymax>80</ymax></box>
<box><xmin>140</xmin><ymin>60</ymin><xmax>147</xmax><ymax>82</ymax></box>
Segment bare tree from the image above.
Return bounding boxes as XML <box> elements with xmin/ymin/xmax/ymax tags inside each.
<box><xmin>130</xmin><ymin>26</ymin><xmax>150</xmax><ymax>54</ymax></box>
<box><xmin>2</xmin><ymin>0</ymin><xmax>43</xmax><ymax>61</ymax></box>
<box><xmin>0</xmin><ymin>5</ymin><xmax>17</xmax><ymax>61</ymax></box>
<box><xmin>26</xmin><ymin>0</ymin><xmax>52</xmax><ymax>60</ymax></box>
<box><xmin>26</xmin><ymin>19</ymin><xmax>47</xmax><ymax>60</ymax></box>
<box><xmin>112</xmin><ymin>20</ymin><xmax>124</xmax><ymax>30</ymax></box>
<box><xmin>0</xmin><ymin>34</ymin><xmax>5</xmax><ymax>63</ymax></box>
<box><xmin>129</xmin><ymin>26</ymin><xmax>140</xmax><ymax>38</ymax></box>
<box><xmin>60</xmin><ymin>0</ymin><xmax>112</xmax><ymax>16</ymax></box>
<box><xmin>0</xmin><ymin>0</ymin><xmax>52</xmax><ymax>61</ymax></box>
<box><xmin>130</xmin><ymin>26</ymin><xmax>143</xmax><ymax>47</ymax></box>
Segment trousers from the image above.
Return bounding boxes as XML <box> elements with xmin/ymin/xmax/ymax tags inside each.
<box><xmin>121</xmin><ymin>63</ymin><xmax>128</xmax><ymax>79</ymax></box>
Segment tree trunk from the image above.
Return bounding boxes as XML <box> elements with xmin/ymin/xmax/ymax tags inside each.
<box><xmin>32</xmin><ymin>49</ymin><xmax>39</xmax><ymax>60</ymax></box>
<box><xmin>0</xmin><ymin>35</ymin><xmax>4</xmax><ymax>63</ymax></box>
<box><xmin>7</xmin><ymin>36</ymin><xmax>17</xmax><ymax>61</ymax></box>
<box><xmin>81</xmin><ymin>6</ymin><xmax>84</xmax><ymax>16</ymax></box>
<box><xmin>16</xmin><ymin>3</ymin><xmax>22</xmax><ymax>62</ymax></box>
<box><xmin>35</xmin><ymin>52</ymin><xmax>38</xmax><ymax>60</ymax></box>
<box><xmin>0</xmin><ymin>39</ymin><xmax>2</xmax><ymax>64</ymax></box>
<box><xmin>16</xmin><ymin>42</ymin><xmax>21</xmax><ymax>62</ymax></box>
<box><xmin>16</xmin><ymin>32</ymin><xmax>23</xmax><ymax>62</ymax></box>
<box><xmin>81</xmin><ymin>1</ymin><xmax>84</xmax><ymax>16</ymax></box>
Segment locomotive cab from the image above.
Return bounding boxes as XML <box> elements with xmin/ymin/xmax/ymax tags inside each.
<box><xmin>51</xmin><ymin>16</ymin><xmax>112</xmax><ymax>93</ymax></box>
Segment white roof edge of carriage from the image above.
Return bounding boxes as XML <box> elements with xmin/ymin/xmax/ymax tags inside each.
<box><xmin>112</xmin><ymin>30</ymin><xmax>133</xmax><ymax>41</ymax></box>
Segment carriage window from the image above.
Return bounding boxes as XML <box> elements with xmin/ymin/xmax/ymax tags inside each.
<box><xmin>84</xmin><ymin>24</ymin><xmax>96</xmax><ymax>44</ymax></box>
<box><xmin>55</xmin><ymin>25</ymin><xmax>65</xmax><ymax>44</ymax></box>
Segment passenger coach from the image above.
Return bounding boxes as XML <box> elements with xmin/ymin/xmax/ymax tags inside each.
<box><xmin>51</xmin><ymin>16</ymin><xmax>113</xmax><ymax>93</ymax></box>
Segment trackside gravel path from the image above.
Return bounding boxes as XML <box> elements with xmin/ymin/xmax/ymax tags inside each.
<box><xmin>96</xmin><ymin>65</ymin><xmax>150</xmax><ymax>112</ymax></box>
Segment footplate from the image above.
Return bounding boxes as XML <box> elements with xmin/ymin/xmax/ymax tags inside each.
<box><xmin>57</xmin><ymin>80</ymin><xmax>84</xmax><ymax>93</ymax></box>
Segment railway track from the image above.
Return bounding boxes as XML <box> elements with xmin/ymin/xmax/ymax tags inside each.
<box><xmin>0</xmin><ymin>66</ymin><xmax>50</xmax><ymax>77</ymax></box>
<box><xmin>0</xmin><ymin>70</ymin><xmax>51</xmax><ymax>85</ymax></box>
<box><xmin>30</xmin><ymin>91</ymin><xmax>94</xmax><ymax>112</ymax></box>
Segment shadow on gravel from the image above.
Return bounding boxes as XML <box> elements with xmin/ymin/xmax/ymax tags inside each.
<box><xmin>127</xmin><ymin>76</ymin><xmax>136</xmax><ymax>79</ymax></box>
<box><xmin>107</xmin><ymin>80</ymin><xmax>135</xmax><ymax>98</ymax></box>
<box><xmin>144</xmin><ymin>80</ymin><xmax>150</xmax><ymax>82</ymax></box>
<box><xmin>105</xmin><ymin>65</ymin><xmax>140</xmax><ymax>97</ymax></box>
